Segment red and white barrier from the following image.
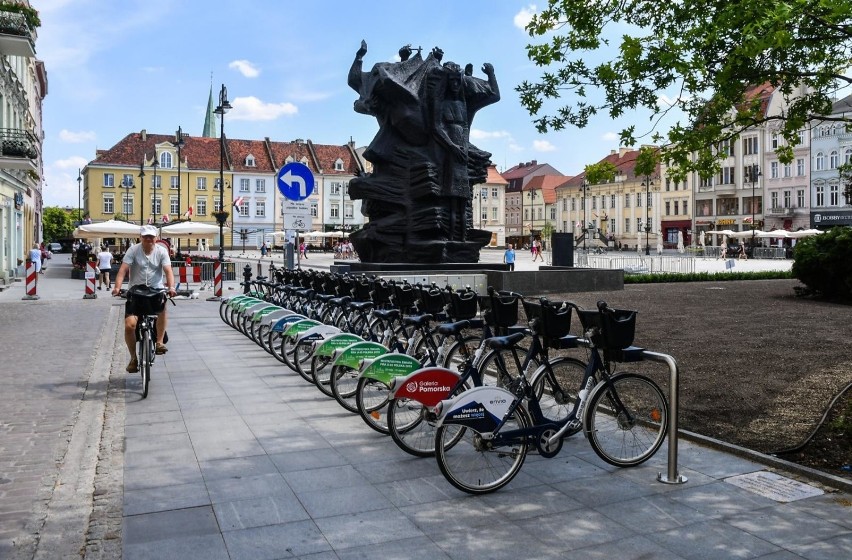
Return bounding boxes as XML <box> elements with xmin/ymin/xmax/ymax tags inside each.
<box><xmin>176</xmin><ymin>266</ymin><xmax>201</xmax><ymax>293</ymax></box>
<box><xmin>214</xmin><ymin>261</ymin><xmax>223</xmax><ymax>297</ymax></box>
<box><xmin>83</xmin><ymin>262</ymin><xmax>97</xmax><ymax>299</ymax></box>
<box><xmin>22</xmin><ymin>260</ymin><xmax>39</xmax><ymax>300</ymax></box>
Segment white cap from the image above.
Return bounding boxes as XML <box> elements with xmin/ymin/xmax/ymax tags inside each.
<box><xmin>140</xmin><ymin>225</ymin><xmax>158</xmax><ymax>237</ymax></box>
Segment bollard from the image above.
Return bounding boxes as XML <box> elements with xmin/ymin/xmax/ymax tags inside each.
<box><xmin>206</xmin><ymin>260</ymin><xmax>223</xmax><ymax>301</ymax></box>
<box><xmin>243</xmin><ymin>264</ymin><xmax>253</xmax><ymax>294</ymax></box>
<box><xmin>83</xmin><ymin>262</ymin><xmax>97</xmax><ymax>299</ymax></box>
<box><xmin>22</xmin><ymin>259</ymin><xmax>39</xmax><ymax>300</ymax></box>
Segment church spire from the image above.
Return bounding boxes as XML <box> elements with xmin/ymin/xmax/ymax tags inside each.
<box><xmin>202</xmin><ymin>83</ymin><xmax>218</xmax><ymax>138</ymax></box>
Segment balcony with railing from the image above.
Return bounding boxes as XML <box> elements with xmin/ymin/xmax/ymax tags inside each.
<box><xmin>766</xmin><ymin>206</ymin><xmax>795</xmax><ymax>217</ymax></box>
<box><xmin>0</xmin><ymin>8</ymin><xmax>36</xmax><ymax>57</ymax></box>
<box><xmin>0</xmin><ymin>128</ymin><xmax>38</xmax><ymax>171</ymax></box>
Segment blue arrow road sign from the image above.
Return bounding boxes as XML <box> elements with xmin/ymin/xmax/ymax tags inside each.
<box><xmin>277</xmin><ymin>162</ymin><xmax>315</xmax><ymax>201</ymax></box>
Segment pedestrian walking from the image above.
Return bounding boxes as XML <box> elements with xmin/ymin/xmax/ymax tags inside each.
<box><xmin>299</xmin><ymin>242</ymin><xmax>308</xmax><ymax>259</ymax></box>
<box><xmin>260</xmin><ymin>242</ymin><xmax>268</xmax><ymax>257</ymax></box>
<box><xmin>503</xmin><ymin>243</ymin><xmax>516</xmax><ymax>271</ymax></box>
<box><xmin>532</xmin><ymin>239</ymin><xmax>544</xmax><ymax>262</ymax></box>
<box><xmin>28</xmin><ymin>243</ymin><xmax>42</xmax><ymax>281</ymax></box>
<box><xmin>96</xmin><ymin>246</ymin><xmax>114</xmax><ymax>290</ymax></box>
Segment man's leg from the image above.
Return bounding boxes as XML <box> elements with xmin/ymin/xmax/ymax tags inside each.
<box><xmin>125</xmin><ymin>315</ymin><xmax>138</xmax><ymax>357</ymax></box>
<box><xmin>156</xmin><ymin>309</ymin><xmax>167</xmax><ymax>346</ymax></box>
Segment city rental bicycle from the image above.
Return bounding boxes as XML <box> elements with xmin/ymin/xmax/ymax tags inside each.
<box><xmin>433</xmin><ymin>301</ymin><xmax>669</xmax><ymax>494</ymax></box>
<box><xmin>126</xmin><ymin>285</ymin><xmax>173</xmax><ymax>399</ymax></box>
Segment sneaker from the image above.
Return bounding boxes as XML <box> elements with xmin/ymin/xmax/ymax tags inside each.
<box><xmin>98</xmin><ymin>286</ymin><xmax>102</xmax><ymax>290</ymax></box>
<box><xmin>126</xmin><ymin>357</ymin><xmax>138</xmax><ymax>373</ymax></box>
<box><xmin>155</xmin><ymin>343</ymin><xmax>168</xmax><ymax>355</ymax></box>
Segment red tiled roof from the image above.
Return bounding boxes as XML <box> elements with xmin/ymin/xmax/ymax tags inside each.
<box><xmin>561</xmin><ymin>148</ymin><xmax>660</xmax><ymax>187</ymax></box>
<box><xmin>229</xmin><ymin>139</ymin><xmax>275</xmax><ymax>172</ymax></box>
<box><xmin>742</xmin><ymin>82</ymin><xmax>775</xmax><ymax>117</ymax></box>
<box><xmin>502</xmin><ymin>161</ymin><xmax>547</xmax><ymax>180</ymax></box>
<box><xmin>309</xmin><ymin>142</ymin><xmax>361</xmax><ymax>175</ymax></box>
<box><xmin>485</xmin><ymin>164</ymin><xmax>508</xmax><ymax>185</ymax></box>
<box><xmin>524</xmin><ymin>174</ymin><xmax>571</xmax><ymax>204</ymax></box>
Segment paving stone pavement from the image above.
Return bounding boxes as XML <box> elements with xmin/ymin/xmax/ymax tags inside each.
<box><xmin>1</xmin><ymin>252</ymin><xmax>848</xmax><ymax>560</ymax></box>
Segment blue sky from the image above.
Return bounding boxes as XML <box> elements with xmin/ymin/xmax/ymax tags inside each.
<box><xmin>37</xmin><ymin>0</ymin><xmax>661</xmax><ymax>208</ymax></box>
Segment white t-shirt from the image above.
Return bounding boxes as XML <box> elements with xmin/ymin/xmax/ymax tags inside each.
<box><xmin>97</xmin><ymin>251</ymin><xmax>113</xmax><ymax>270</ymax></box>
<box><xmin>122</xmin><ymin>243</ymin><xmax>171</xmax><ymax>289</ymax></box>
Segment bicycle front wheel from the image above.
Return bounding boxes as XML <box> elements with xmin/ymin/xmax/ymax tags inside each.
<box><xmin>291</xmin><ymin>339</ymin><xmax>317</xmax><ymax>383</ymax></box>
<box><xmin>584</xmin><ymin>373</ymin><xmax>668</xmax><ymax>467</ymax></box>
<box><xmin>330</xmin><ymin>364</ymin><xmax>360</xmax><ymax>413</ymax></box>
<box><xmin>435</xmin><ymin>403</ymin><xmax>531</xmax><ymax>495</ymax></box>
<box><xmin>310</xmin><ymin>354</ymin><xmax>335</xmax><ymax>397</ymax></box>
<box><xmin>530</xmin><ymin>357</ymin><xmax>586</xmax><ymax>427</ymax></box>
<box><xmin>139</xmin><ymin>330</ymin><xmax>151</xmax><ymax>399</ymax></box>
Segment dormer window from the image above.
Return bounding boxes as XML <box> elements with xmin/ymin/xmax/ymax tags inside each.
<box><xmin>334</xmin><ymin>158</ymin><xmax>344</xmax><ymax>171</ymax></box>
<box><xmin>159</xmin><ymin>151</ymin><xmax>173</xmax><ymax>169</ymax></box>
<box><xmin>246</xmin><ymin>154</ymin><xmax>256</xmax><ymax>167</ymax></box>
<box><xmin>285</xmin><ymin>155</ymin><xmax>295</xmax><ymax>164</ymax></box>
<box><xmin>299</xmin><ymin>156</ymin><xmax>309</xmax><ymax>165</ymax></box>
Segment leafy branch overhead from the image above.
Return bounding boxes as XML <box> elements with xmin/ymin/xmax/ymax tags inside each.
<box><xmin>516</xmin><ymin>0</ymin><xmax>852</xmax><ymax>176</ymax></box>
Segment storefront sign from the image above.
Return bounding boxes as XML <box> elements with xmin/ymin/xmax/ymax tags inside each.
<box><xmin>811</xmin><ymin>210</ymin><xmax>852</xmax><ymax>227</ymax></box>
<box><xmin>716</xmin><ymin>219</ymin><xmax>736</xmax><ymax>225</ymax></box>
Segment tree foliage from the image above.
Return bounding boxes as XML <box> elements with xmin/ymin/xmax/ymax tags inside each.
<box><xmin>517</xmin><ymin>0</ymin><xmax>852</xmax><ymax>177</ymax></box>
<box><xmin>583</xmin><ymin>161</ymin><xmax>617</xmax><ymax>184</ymax></box>
<box><xmin>791</xmin><ymin>227</ymin><xmax>852</xmax><ymax>300</ymax></box>
<box><xmin>43</xmin><ymin>207</ymin><xmax>73</xmax><ymax>242</ymax></box>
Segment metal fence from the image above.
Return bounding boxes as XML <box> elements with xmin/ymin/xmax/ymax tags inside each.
<box><xmin>752</xmin><ymin>247</ymin><xmax>787</xmax><ymax>259</ymax></box>
<box><xmin>581</xmin><ymin>254</ymin><xmax>697</xmax><ymax>274</ymax></box>
<box><xmin>171</xmin><ymin>261</ymin><xmax>237</xmax><ymax>282</ymax></box>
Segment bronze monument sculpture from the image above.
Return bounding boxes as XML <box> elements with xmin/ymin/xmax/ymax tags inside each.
<box><xmin>347</xmin><ymin>40</ymin><xmax>500</xmax><ymax>263</ymax></box>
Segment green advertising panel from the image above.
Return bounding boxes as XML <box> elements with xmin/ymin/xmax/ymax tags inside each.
<box><xmin>283</xmin><ymin>319</ymin><xmax>321</xmax><ymax>337</ymax></box>
<box><xmin>332</xmin><ymin>342</ymin><xmax>388</xmax><ymax>369</ymax></box>
<box><xmin>314</xmin><ymin>333</ymin><xmax>364</xmax><ymax>357</ymax></box>
<box><xmin>361</xmin><ymin>354</ymin><xmax>421</xmax><ymax>384</ymax></box>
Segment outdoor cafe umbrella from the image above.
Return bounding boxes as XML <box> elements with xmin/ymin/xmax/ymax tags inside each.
<box><xmin>757</xmin><ymin>229</ymin><xmax>790</xmax><ymax>239</ymax></box>
<box><xmin>160</xmin><ymin>221</ymin><xmax>229</xmax><ymax>239</ymax></box>
<box><xmin>73</xmin><ymin>219</ymin><xmax>142</xmax><ymax>238</ymax></box>
<box><xmin>728</xmin><ymin>229</ymin><xmax>765</xmax><ymax>239</ymax></box>
<box><xmin>787</xmin><ymin>228</ymin><xmax>822</xmax><ymax>238</ymax></box>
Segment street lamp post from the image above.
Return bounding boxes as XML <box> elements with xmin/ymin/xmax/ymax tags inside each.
<box><xmin>214</xmin><ymin>84</ymin><xmax>232</xmax><ymax>263</ymax></box>
<box><xmin>137</xmin><ymin>162</ymin><xmax>145</xmax><ymax>225</ymax></box>
<box><xmin>150</xmin><ymin>158</ymin><xmax>159</xmax><ymax>224</ymax></box>
<box><xmin>77</xmin><ymin>169</ymin><xmax>82</xmax><ymax>224</ymax></box>
<box><xmin>580</xmin><ymin>180</ymin><xmax>588</xmax><ymax>252</ymax></box>
<box><xmin>750</xmin><ymin>163</ymin><xmax>760</xmax><ymax>247</ymax></box>
<box><xmin>527</xmin><ymin>189</ymin><xmax>538</xmax><ymax>246</ymax></box>
<box><xmin>121</xmin><ymin>176</ymin><xmax>134</xmax><ymax>219</ymax></box>
<box><xmin>643</xmin><ymin>175</ymin><xmax>654</xmax><ymax>255</ymax></box>
<box><xmin>175</xmin><ymin>126</ymin><xmax>185</xmax><ymax>219</ymax></box>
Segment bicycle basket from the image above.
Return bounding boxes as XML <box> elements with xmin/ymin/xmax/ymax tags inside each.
<box><xmin>391</xmin><ymin>282</ymin><xmax>418</xmax><ymax>312</ymax></box>
<box><xmin>443</xmin><ymin>289</ymin><xmax>479</xmax><ymax>320</ymax></box>
<box><xmin>479</xmin><ymin>289</ymin><xmax>519</xmax><ymax>328</ymax></box>
<box><xmin>416</xmin><ymin>285</ymin><xmax>447</xmax><ymax>315</ymax></box>
<box><xmin>127</xmin><ymin>285</ymin><xmax>166</xmax><ymax>316</ymax></box>
<box><xmin>523</xmin><ymin>299</ymin><xmax>572</xmax><ymax>344</ymax></box>
<box><xmin>577</xmin><ymin>308</ymin><xmax>637</xmax><ymax>350</ymax></box>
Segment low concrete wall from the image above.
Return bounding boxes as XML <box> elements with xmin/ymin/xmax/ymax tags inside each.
<box><xmin>486</xmin><ymin>268</ymin><xmax>623</xmax><ymax>294</ymax></box>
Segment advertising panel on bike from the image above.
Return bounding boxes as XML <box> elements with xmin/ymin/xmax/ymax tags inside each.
<box><xmin>437</xmin><ymin>386</ymin><xmax>515</xmax><ymax>432</ymax></box>
<box><xmin>331</xmin><ymin>341</ymin><xmax>388</xmax><ymax>370</ymax></box>
<box><xmin>391</xmin><ymin>367</ymin><xmax>460</xmax><ymax>407</ymax></box>
<box><xmin>360</xmin><ymin>354</ymin><xmax>421</xmax><ymax>384</ymax></box>
<box><xmin>313</xmin><ymin>333</ymin><xmax>363</xmax><ymax>358</ymax></box>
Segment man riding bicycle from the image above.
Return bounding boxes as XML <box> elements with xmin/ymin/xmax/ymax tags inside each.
<box><xmin>112</xmin><ymin>225</ymin><xmax>176</xmax><ymax>373</ymax></box>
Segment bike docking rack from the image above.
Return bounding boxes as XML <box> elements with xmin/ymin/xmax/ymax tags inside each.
<box><xmin>575</xmin><ymin>337</ymin><xmax>687</xmax><ymax>485</ymax></box>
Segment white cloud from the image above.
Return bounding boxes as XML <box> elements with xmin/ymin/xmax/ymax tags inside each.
<box><xmin>54</xmin><ymin>156</ymin><xmax>89</xmax><ymax>170</ymax></box>
<box><xmin>508</xmin><ymin>142</ymin><xmax>524</xmax><ymax>152</ymax></box>
<box><xmin>470</xmin><ymin>129</ymin><xmax>512</xmax><ymax>140</ymax></box>
<box><xmin>229</xmin><ymin>60</ymin><xmax>260</xmax><ymax>78</ymax></box>
<box><xmin>533</xmin><ymin>139</ymin><xmax>556</xmax><ymax>152</ymax></box>
<box><xmin>59</xmin><ymin>129</ymin><xmax>96</xmax><ymax>143</ymax></box>
<box><xmin>514</xmin><ymin>5</ymin><xmax>537</xmax><ymax>30</ymax></box>
<box><xmin>229</xmin><ymin>96</ymin><xmax>298</xmax><ymax>121</ymax></box>
<box><xmin>602</xmin><ymin>131</ymin><xmax>619</xmax><ymax>141</ymax></box>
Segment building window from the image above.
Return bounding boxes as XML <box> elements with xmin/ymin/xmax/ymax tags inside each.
<box><xmin>122</xmin><ymin>196</ymin><xmax>133</xmax><ymax>215</ymax></box>
<box><xmin>683</xmin><ymin>199</ymin><xmax>688</xmax><ymax>215</ymax></box>
<box><xmin>797</xmin><ymin>130</ymin><xmax>806</xmax><ymax>145</ymax></box>
<box><xmin>624</xmin><ymin>194</ymin><xmax>630</xmax><ymax>208</ymax></box>
<box><xmin>240</xmin><ymin>178</ymin><xmax>250</xmax><ymax>192</ymax></box>
<box><xmin>256</xmin><ymin>201</ymin><xmax>265</xmax><ymax>217</ymax></box>
<box><xmin>491</xmin><ymin>187</ymin><xmax>498</xmax><ymax>198</ymax></box>
<box><xmin>845</xmin><ymin>148</ymin><xmax>852</xmax><ymax>165</ymax></box>
<box><xmin>624</xmin><ymin>218</ymin><xmax>630</xmax><ymax>233</ymax></box>
<box><xmin>104</xmin><ymin>173</ymin><xmax>114</xmax><ymax>187</ymax></box>
<box><xmin>771</xmin><ymin>133</ymin><xmax>780</xmax><ymax>149</ymax></box>
<box><xmin>636</xmin><ymin>193</ymin><xmax>642</xmax><ymax>207</ymax></box>
<box><xmin>720</xmin><ymin>139</ymin><xmax>734</xmax><ymax>156</ymax></box>
<box><xmin>770</xmin><ymin>162</ymin><xmax>778</xmax><ymax>179</ymax></box>
<box><xmin>797</xmin><ymin>159</ymin><xmax>805</xmax><ymax>176</ymax></box>
<box><xmin>636</xmin><ymin>217</ymin><xmax>642</xmax><ymax>232</ymax></box>
<box><xmin>743</xmin><ymin>136</ymin><xmax>758</xmax><ymax>155</ymax></box>
<box><xmin>334</xmin><ymin>158</ymin><xmax>344</xmax><ymax>171</ymax></box>
<box><xmin>830</xmin><ymin>150</ymin><xmax>839</xmax><ymax>169</ymax></box>
<box><xmin>152</xmin><ymin>196</ymin><xmax>162</xmax><ymax>215</ymax></box>
<box><xmin>797</xmin><ymin>189</ymin><xmax>805</xmax><ymax>207</ymax></box>
<box><xmin>570</xmin><ymin>198</ymin><xmax>575</xmax><ymax>211</ymax></box>
<box><xmin>170</xmin><ymin>197</ymin><xmax>179</xmax><ymax>215</ymax></box>
<box><xmin>310</xmin><ymin>202</ymin><xmax>318</xmax><ymax>217</ymax></box>
<box><xmin>610</xmin><ymin>194</ymin><xmax>615</xmax><ymax>208</ymax></box>
<box><xmin>771</xmin><ymin>191</ymin><xmax>779</xmax><ymax>209</ymax></box>
<box><xmin>213</xmin><ymin>198</ymin><xmax>222</xmax><ymax>213</ymax></box>
<box><xmin>815</xmin><ymin>185</ymin><xmax>824</xmax><ymax>206</ymax></box>
<box><xmin>673</xmin><ymin>200</ymin><xmax>679</xmax><ymax>215</ymax></box>
<box><xmin>344</xmin><ymin>203</ymin><xmax>354</xmax><ymax>219</ymax></box>
<box><xmin>494</xmin><ymin>207</ymin><xmax>499</xmax><ymax>220</ymax></box>
<box><xmin>160</xmin><ymin>152</ymin><xmax>172</xmax><ymax>169</ymax></box>
<box><xmin>197</xmin><ymin>177</ymin><xmax>207</xmax><ymax>190</ymax></box>
<box><xmin>815</xmin><ymin>152</ymin><xmax>825</xmax><ymax>171</ymax></box>
<box><xmin>214</xmin><ymin>178</ymin><xmax>222</xmax><ymax>191</ymax></box>
<box><xmin>256</xmin><ymin>179</ymin><xmax>266</xmax><ymax>192</ymax></box>
<box><xmin>103</xmin><ymin>194</ymin><xmax>114</xmax><ymax>214</ymax></box>
<box><xmin>122</xmin><ymin>174</ymin><xmax>133</xmax><ymax>187</ymax></box>
<box><xmin>196</xmin><ymin>198</ymin><xmax>207</xmax><ymax>215</ymax></box>
<box><xmin>330</xmin><ymin>204</ymin><xmax>339</xmax><ymax>219</ymax></box>
<box><xmin>170</xmin><ymin>176</ymin><xmax>179</xmax><ymax>189</ymax></box>
<box><xmin>536</xmin><ymin>208</ymin><xmax>542</xmax><ymax>219</ymax></box>
<box><xmin>783</xmin><ymin>163</ymin><xmax>791</xmax><ymax>178</ymax></box>
<box><xmin>665</xmin><ymin>201</ymin><xmax>670</xmax><ymax>215</ymax></box>
<box><xmin>647</xmin><ymin>192</ymin><xmax>653</xmax><ymax>207</ymax></box>
<box><xmin>783</xmin><ymin>190</ymin><xmax>791</xmax><ymax>208</ymax></box>
<box><xmin>238</xmin><ymin>200</ymin><xmax>249</xmax><ymax>217</ymax></box>
<box><xmin>830</xmin><ymin>184</ymin><xmax>839</xmax><ymax>206</ymax></box>
<box><xmin>246</xmin><ymin>155</ymin><xmax>255</xmax><ymax>167</ymax></box>
<box><xmin>591</xmin><ymin>196</ymin><xmax>597</xmax><ymax>210</ymax></box>
<box><xmin>152</xmin><ymin>175</ymin><xmax>162</xmax><ymax>189</ymax></box>
<box><xmin>330</xmin><ymin>182</ymin><xmax>341</xmax><ymax>195</ymax></box>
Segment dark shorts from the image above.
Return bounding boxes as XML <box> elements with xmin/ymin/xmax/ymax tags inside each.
<box><xmin>125</xmin><ymin>287</ymin><xmax>166</xmax><ymax>318</ymax></box>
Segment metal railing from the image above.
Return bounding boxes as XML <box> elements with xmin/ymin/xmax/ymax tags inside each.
<box><xmin>752</xmin><ymin>247</ymin><xmax>787</xmax><ymax>259</ymax></box>
<box><xmin>583</xmin><ymin>255</ymin><xmax>696</xmax><ymax>274</ymax></box>
<box><xmin>0</xmin><ymin>128</ymin><xmax>38</xmax><ymax>159</ymax></box>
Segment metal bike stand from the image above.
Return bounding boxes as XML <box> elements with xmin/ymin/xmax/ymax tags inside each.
<box><xmin>641</xmin><ymin>350</ymin><xmax>688</xmax><ymax>485</ymax></box>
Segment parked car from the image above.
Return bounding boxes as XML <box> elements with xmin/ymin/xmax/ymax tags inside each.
<box><xmin>48</xmin><ymin>242</ymin><xmax>62</xmax><ymax>253</ymax></box>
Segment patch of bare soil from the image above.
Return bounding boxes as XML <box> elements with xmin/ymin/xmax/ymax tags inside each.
<box><xmin>537</xmin><ymin>279</ymin><xmax>852</xmax><ymax>482</ymax></box>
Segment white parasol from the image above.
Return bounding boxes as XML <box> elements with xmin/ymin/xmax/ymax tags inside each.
<box><xmin>73</xmin><ymin>219</ymin><xmax>142</xmax><ymax>238</ymax></box>
<box><xmin>160</xmin><ymin>221</ymin><xmax>229</xmax><ymax>239</ymax></box>
<box><xmin>787</xmin><ymin>229</ymin><xmax>822</xmax><ymax>238</ymax></box>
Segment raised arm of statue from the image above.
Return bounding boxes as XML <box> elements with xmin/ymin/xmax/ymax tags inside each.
<box><xmin>348</xmin><ymin>40</ymin><xmax>368</xmax><ymax>92</ymax></box>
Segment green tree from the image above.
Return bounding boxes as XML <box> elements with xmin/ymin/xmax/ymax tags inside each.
<box><xmin>583</xmin><ymin>161</ymin><xmax>617</xmax><ymax>185</ymax></box>
<box><xmin>540</xmin><ymin>220</ymin><xmax>555</xmax><ymax>250</ymax></box>
<box><xmin>43</xmin><ymin>206</ymin><xmax>73</xmax><ymax>242</ymax></box>
<box><xmin>517</xmin><ymin>1</ymin><xmax>852</xmax><ymax>176</ymax></box>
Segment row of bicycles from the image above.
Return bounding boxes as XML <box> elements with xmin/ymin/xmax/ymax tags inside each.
<box><xmin>218</xmin><ymin>267</ymin><xmax>670</xmax><ymax>494</ymax></box>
